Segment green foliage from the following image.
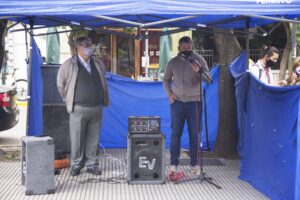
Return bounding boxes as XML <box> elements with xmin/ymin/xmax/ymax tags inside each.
<box><xmin>69</xmin><ymin>26</ymin><xmax>89</xmax><ymax>40</ymax></box>
<box><xmin>123</xmin><ymin>27</ymin><xmax>137</xmax><ymax>34</ymax></box>
<box><xmin>296</xmin><ymin>24</ymin><xmax>300</xmax><ymax>44</ymax></box>
<box><xmin>296</xmin><ymin>23</ymin><xmax>300</xmax><ymax>56</ymax></box>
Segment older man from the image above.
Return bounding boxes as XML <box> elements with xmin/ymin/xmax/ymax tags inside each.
<box><xmin>57</xmin><ymin>36</ymin><xmax>109</xmax><ymax>176</ymax></box>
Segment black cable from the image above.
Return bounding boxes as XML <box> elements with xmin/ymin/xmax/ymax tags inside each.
<box><xmin>54</xmin><ymin>172</ymin><xmax>127</xmax><ymax>192</ymax></box>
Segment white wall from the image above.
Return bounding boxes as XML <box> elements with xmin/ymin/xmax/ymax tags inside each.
<box><xmin>272</xmin><ymin>69</ymin><xmax>289</xmax><ymax>85</ymax></box>
<box><xmin>6</xmin><ymin>25</ymin><xmax>72</xmax><ymax>81</ymax></box>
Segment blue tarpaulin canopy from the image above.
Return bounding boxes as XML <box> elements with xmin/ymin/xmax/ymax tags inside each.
<box><xmin>1</xmin><ymin>0</ymin><xmax>300</xmax><ymax>31</ymax></box>
<box><xmin>1</xmin><ymin>0</ymin><xmax>300</xmax><ymax>16</ymax></box>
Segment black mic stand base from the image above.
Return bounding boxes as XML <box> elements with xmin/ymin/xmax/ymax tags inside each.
<box><xmin>174</xmin><ymin>171</ymin><xmax>222</xmax><ymax>189</ymax></box>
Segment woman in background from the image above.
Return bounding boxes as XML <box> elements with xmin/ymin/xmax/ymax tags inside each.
<box><xmin>279</xmin><ymin>57</ymin><xmax>300</xmax><ymax>86</ymax></box>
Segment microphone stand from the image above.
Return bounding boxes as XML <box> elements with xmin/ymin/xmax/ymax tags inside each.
<box><xmin>175</xmin><ymin>67</ymin><xmax>221</xmax><ymax>189</ymax></box>
<box><xmin>204</xmin><ymin>89</ymin><xmax>210</xmax><ymax>151</ymax></box>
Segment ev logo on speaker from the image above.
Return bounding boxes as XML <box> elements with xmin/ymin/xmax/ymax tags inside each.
<box><xmin>139</xmin><ymin>156</ymin><xmax>156</xmax><ymax>170</ymax></box>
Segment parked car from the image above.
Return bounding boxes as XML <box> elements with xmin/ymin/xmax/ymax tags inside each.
<box><xmin>0</xmin><ymin>84</ymin><xmax>20</xmax><ymax>131</ymax></box>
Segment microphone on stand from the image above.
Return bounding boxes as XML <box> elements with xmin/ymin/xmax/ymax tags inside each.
<box><xmin>187</xmin><ymin>58</ymin><xmax>213</xmax><ymax>84</ymax></box>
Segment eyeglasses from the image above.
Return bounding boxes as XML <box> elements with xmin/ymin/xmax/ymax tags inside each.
<box><xmin>78</xmin><ymin>43</ymin><xmax>92</xmax><ymax>48</ymax></box>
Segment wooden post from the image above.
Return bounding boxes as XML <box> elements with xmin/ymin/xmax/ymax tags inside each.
<box><xmin>134</xmin><ymin>39</ymin><xmax>141</xmax><ymax>79</ymax></box>
<box><xmin>111</xmin><ymin>35</ymin><xmax>117</xmax><ymax>74</ymax></box>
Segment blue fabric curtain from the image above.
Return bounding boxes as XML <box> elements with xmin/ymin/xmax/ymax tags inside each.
<box><xmin>230</xmin><ymin>53</ymin><xmax>300</xmax><ymax>200</ymax></box>
<box><xmin>100</xmin><ymin>66</ymin><xmax>219</xmax><ymax>150</ymax></box>
<box><xmin>28</xmin><ymin>39</ymin><xmax>43</xmax><ymax>136</ymax></box>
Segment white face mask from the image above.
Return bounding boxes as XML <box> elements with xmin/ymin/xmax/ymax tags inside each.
<box><xmin>295</xmin><ymin>66</ymin><xmax>300</xmax><ymax>76</ymax></box>
<box><xmin>83</xmin><ymin>47</ymin><xmax>92</xmax><ymax>57</ymax></box>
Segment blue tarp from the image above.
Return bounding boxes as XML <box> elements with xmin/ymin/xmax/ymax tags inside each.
<box><xmin>28</xmin><ymin>41</ymin><xmax>220</xmax><ymax>148</ymax></box>
<box><xmin>28</xmin><ymin>39</ymin><xmax>43</xmax><ymax>136</ymax></box>
<box><xmin>100</xmin><ymin>66</ymin><xmax>219</xmax><ymax>149</ymax></box>
<box><xmin>230</xmin><ymin>53</ymin><xmax>300</xmax><ymax>200</ymax></box>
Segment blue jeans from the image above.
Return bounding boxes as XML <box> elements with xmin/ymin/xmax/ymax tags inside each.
<box><xmin>170</xmin><ymin>100</ymin><xmax>201</xmax><ymax>166</ymax></box>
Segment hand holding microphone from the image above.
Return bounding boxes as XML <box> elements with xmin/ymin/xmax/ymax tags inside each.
<box><xmin>191</xmin><ymin>61</ymin><xmax>200</xmax><ymax>73</ymax></box>
<box><xmin>188</xmin><ymin>58</ymin><xmax>213</xmax><ymax>84</ymax></box>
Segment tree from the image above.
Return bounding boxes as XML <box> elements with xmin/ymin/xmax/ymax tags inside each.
<box><xmin>278</xmin><ymin>23</ymin><xmax>292</xmax><ymax>81</ymax></box>
<box><xmin>297</xmin><ymin>24</ymin><xmax>300</xmax><ymax>57</ymax></box>
<box><xmin>213</xmin><ymin>30</ymin><xmax>242</xmax><ymax>158</ymax></box>
<box><xmin>192</xmin><ymin>29</ymin><xmax>241</xmax><ymax>158</ymax></box>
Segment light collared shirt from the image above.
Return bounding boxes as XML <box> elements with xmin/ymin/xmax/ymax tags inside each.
<box><xmin>78</xmin><ymin>55</ymin><xmax>91</xmax><ymax>74</ymax></box>
<box><xmin>249</xmin><ymin>59</ymin><xmax>274</xmax><ymax>85</ymax></box>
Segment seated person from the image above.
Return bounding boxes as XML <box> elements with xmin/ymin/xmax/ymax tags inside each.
<box><xmin>249</xmin><ymin>46</ymin><xmax>279</xmax><ymax>85</ymax></box>
<box><xmin>278</xmin><ymin>57</ymin><xmax>300</xmax><ymax>86</ymax></box>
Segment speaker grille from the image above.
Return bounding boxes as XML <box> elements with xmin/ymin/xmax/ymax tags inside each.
<box><xmin>127</xmin><ymin>134</ymin><xmax>165</xmax><ymax>184</ymax></box>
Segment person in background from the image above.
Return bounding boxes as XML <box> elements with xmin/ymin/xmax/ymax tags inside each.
<box><xmin>249</xmin><ymin>46</ymin><xmax>279</xmax><ymax>85</ymax></box>
<box><xmin>57</xmin><ymin>36</ymin><xmax>109</xmax><ymax>176</ymax></box>
<box><xmin>278</xmin><ymin>57</ymin><xmax>300</xmax><ymax>86</ymax></box>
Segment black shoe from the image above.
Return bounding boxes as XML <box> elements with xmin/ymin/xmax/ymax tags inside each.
<box><xmin>70</xmin><ymin>167</ymin><xmax>81</xmax><ymax>176</ymax></box>
<box><xmin>86</xmin><ymin>167</ymin><xmax>102</xmax><ymax>176</ymax></box>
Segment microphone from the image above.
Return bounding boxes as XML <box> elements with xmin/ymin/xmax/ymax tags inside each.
<box><xmin>187</xmin><ymin>58</ymin><xmax>213</xmax><ymax>84</ymax></box>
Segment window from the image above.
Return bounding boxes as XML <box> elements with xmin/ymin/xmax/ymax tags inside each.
<box><xmin>117</xmin><ymin>37</ymin><xmax>135</xmax><ymax>77</ymax></box>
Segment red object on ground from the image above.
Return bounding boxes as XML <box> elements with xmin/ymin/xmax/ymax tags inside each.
<box><xmin>54</xmin><ymin>158</ymin><xmax>70</xmax><ymax>169</ymax></box>
<box><xmin>168</xmin><ymin>170</ymin><xmax>185</xmax><ymax>182</ymax></box>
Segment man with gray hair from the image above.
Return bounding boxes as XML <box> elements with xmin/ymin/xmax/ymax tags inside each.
<box><xmin>57</xmin><ymin>36</ymin><xmax>109</xmax><ymax>176</ymax></box>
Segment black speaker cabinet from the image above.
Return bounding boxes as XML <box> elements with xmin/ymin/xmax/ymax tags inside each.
<box><xmin>127</xmin><ymin>133</ymin><xmax>165</xmax><ymax>184</ymax></box>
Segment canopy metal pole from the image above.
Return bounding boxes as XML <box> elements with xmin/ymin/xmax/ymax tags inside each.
<box><xmin>7</xmin><ymin>21</ymin><xmax>22</xmax><ymax>30</ymax></box>
<box><xmin>0</xmin><ymin>16</ymin><xmax>17</xmax><ymax>20</ymax></box>
<box><xmin>145</xmin><ymin>28</ymin><xmax>190</xmax><ymax>39</ymax></box>
<box><xmin>246</xmin><ymin>18</ymin><xmax>250</xmax><ymax>69</ymax></box>
<box><xmin>34</xmin><ymin>29</ymin><xmax>82</xmax><ymax>36</ymax></box>
<box><xmin>136</xmin><ymin>16</ymin><xmax>143</xmax><ymax>40</ymax></box>
<box><xmin>292</xmin><ymin>22</ymin><xmax>297</xmax><ymax>59</ymax></box>
<box><xmin>10</xmin><ymin>25</ymin><xmax>58</xmax><ymax>33</ymax></box>
<box><xmin>23</xmin><ymin>23</ymin><xmax>29</xmax><ymax>68</ymax></box>
<box><xmin>245</xmin><ymin>14</ymin><xmax>300</xmax><ymax>24</ymax></box>
<box><xmin>40</xmin><ymin>16</ymin><xmax>134</xmax><ymax>39</ymax></box>
<box><xmin>142</xmin><ymin>15</ymin><xmax>198</xmax><ymax>27</ymax></box>
<box><xmin>145</xmin><ymin>29</ymin><xmax>149</xmax><ymax>78</ymax></box>
<box><xmin>25</xmin><ymin>18</ymin><xmax>33</xmax><ymax>136</ymax></box>
<box><xmin>92</xmin><ymin>15</ymin><xmax>142</xmax><ymax>26</ymax></box>
<box><xmin>92</xmin><ymin>15</ymin><xmax>199</xmax><ymax>28</ymax></box>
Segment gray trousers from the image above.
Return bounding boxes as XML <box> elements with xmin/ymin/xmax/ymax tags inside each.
<box><xmin>69</xmin><ymin>104</ymin><xmax>103</xmax><ymax>168</ymax></box>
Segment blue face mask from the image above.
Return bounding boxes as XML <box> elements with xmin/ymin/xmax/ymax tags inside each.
<box><xmin>83</xmin><ymin>47</ymin><xmax>92</xmax><ymax>57</ymax></box>
<box><xmin>295</xmin><ymin>66</ymin><xmax>300</xmax><ymax>76</ymax></box>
